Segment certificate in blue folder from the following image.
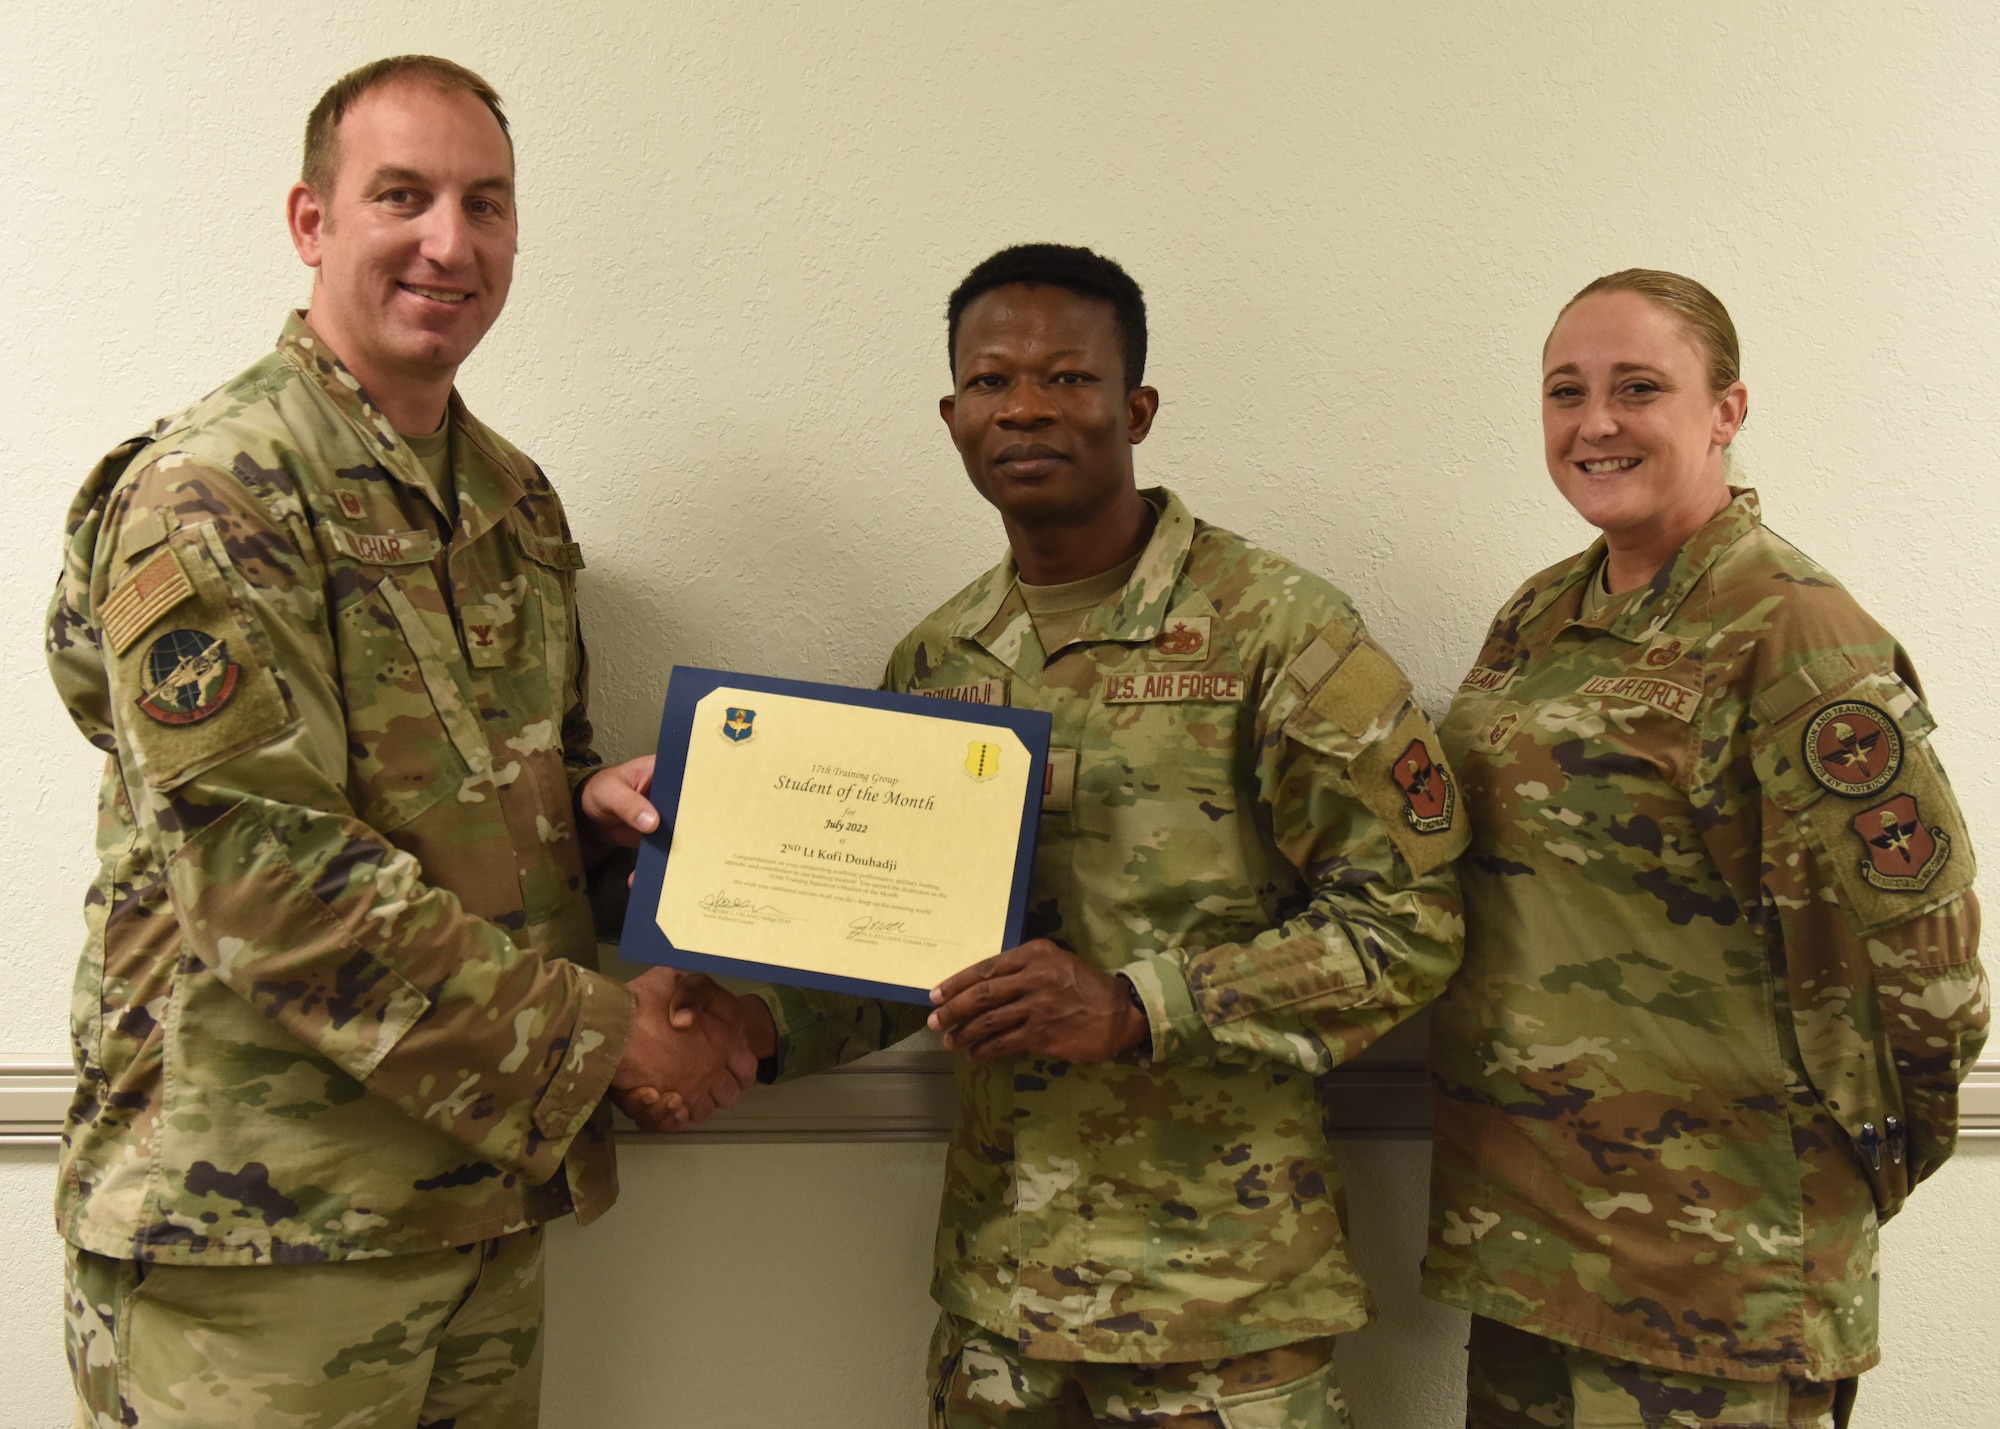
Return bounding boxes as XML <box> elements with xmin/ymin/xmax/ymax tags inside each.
<box><xmin>618</xmin><ymin>667</ymin><xmax>1051</xmax><ymax>1004</ymax></box>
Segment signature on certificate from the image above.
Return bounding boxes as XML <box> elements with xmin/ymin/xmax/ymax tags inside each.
<box><xmin>699</xmin><ymin>890</ymin><xmax>791</xmax><ymax>920</ymax></box>
<box><xmin>846</xmin><ymin>915</ymin><xmax>909</xmax><ymax>940</ymax></box>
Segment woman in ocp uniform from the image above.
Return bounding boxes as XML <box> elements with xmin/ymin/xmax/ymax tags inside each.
<box><xmin>1422</xmin><ymin>270</ymin><xmax>1988</xmax><ymax>1428</ymax></box>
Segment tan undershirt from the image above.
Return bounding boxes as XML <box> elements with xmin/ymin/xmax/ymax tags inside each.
<box><xmin>1018</xmin><ymin>551</ymin><xmax>1142</xmax><ymax>657</ymax></box>
<box><xmin>399</xmin><ymin>421</ymin><xmax>458</xmax><ymax>529</ymax></box>
<box><xmin>1580</xmin><ymin>556</ymin><xmax>1624</xmax><ymax>623</ymax></box>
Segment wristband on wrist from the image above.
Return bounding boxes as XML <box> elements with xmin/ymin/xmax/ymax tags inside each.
<box><xmin>1119</xmin><ymin>974</ymin><xmax>1154</xmax><ymax>1060</ymax></box>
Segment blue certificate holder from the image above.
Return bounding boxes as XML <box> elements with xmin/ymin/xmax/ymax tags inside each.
<box><xmin>618</xmin><ymin>667</ymin><xmax>1051</xmax><ymax>1004</ymax></box>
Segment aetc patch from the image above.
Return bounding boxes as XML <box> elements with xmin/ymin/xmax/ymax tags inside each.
<box><xmin>136</xmin><ymin>628</ymin><xmax>240</xmax><ymax>725</ymax></box>
<box><xmin>1391</xmin><ymin>738</ymin><xmax>1455</xmax><ymax>834</ymax></box>
<box><xmin>1803</xmin><ymin>701</ymin><xmax>1902</xmax><ymax>798</ymax></box>
<box><xmin>1852</xmin><ymin>792</ymin><xmax>1951</xmax><ymax>891</ymax></box>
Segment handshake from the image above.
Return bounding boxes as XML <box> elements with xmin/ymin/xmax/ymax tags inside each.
<box><xmin>607</xmin><ymin>967</ymin><xmax>778</xmax><ymax>1132</ymax></box>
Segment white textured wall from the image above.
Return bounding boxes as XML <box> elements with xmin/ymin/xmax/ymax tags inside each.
<box><xmin>2</xmin><ymin>3</ymin><xmax>1995</xmax><ymax>1426</ymax></box>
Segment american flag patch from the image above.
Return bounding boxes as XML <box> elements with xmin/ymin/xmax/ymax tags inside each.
<box><xmin>102</xmin><ymin>547</ymin><xmax>195</xmax><ymax>655</ymax></box>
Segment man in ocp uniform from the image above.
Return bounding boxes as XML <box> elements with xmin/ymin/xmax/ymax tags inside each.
<box><xmin>689</xmin><ymin>245</ymin><xmax>1471</xmax><ymax>1426</ymax></box>
<box><xmin>46</xmin><ymin>56</ymin><xmax>744</xmax><ymax>1427</ymax></box>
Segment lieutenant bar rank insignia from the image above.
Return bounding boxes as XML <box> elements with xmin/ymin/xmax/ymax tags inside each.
<box><xmin>722</xmin><ymin>707</ymin><xmax>756</xmax><ymax>743</ymax></box>
<box><xmin>136</xmin><ymin>628</ymin><xmax>240</xmax><ymax>725</ymax></box>
<box><xmin>965</xmin><ymin>741</ymin><xmax>1001</xmax><ymax>781</ymax></box>
<box><xmin>1852</xmin><ymin>793</ymin><xmax>1950</xmax><ymax>891</ymax></box>
<box><xmin>1804</xmin><ymin>701</ymin><xmax>1902</xmax><ymax>797</ymax></box>
<box><xmin>1391</xmin><ymin>738</ymin><xmax>1455</xmax><ymax>833</ymax></box>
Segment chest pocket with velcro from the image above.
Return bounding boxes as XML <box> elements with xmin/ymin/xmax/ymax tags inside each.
<box><xmin>321</xmin><ymin>524</ymin><xmax>488</xmax><ymax>831</ymax></box>
<box><xmin>515</xmin><ymin>519</ymin><xmax>585</xmax><ymax>702</ymax></box>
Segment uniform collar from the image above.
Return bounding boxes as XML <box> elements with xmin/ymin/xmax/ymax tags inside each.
<box><xmin>1530</xmin><ymin>488</ymin><xmax>1762</xmax><ymax>643</ymax></box>
<box><xmin>276</xmin><ymin>311</ymin><xmax>526</xmax><ymax>542</ymax></box>
<box><xmin>949</xmin><ymin>486</ymin><xmax>1197</xmax><ymax>651</ymax></box>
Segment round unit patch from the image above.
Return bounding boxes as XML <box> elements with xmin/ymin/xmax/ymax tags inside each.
<box><xmin>1802</xmin><ymin>701</ymin><xmax>1902</xmax><ymax>798</ymax></box>
<box><xmin>136</xmin><ymin>628</ymin><xmax>240</xmax><ymax>725</ymax></box>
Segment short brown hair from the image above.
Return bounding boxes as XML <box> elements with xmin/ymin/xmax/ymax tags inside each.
<box><xmin>301</xmin><ymin>56</ymin><xmax>511</xmax><ymax>196</ymax></box>
<box><xmin>1552</xmin><ymin>269</ymin><xmax>1742</xmax><ymax>397</ymax></box>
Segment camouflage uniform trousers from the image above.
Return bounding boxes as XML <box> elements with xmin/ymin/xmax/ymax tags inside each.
<box><xmin>931</xmin><ymin>1314</ymin><xmax>1353</xmax><ymax>1429</ymax></box>
<box><xmin>1465</xmin><ymin>1317</ymin><xmax>1857</xmax><ymax>1429</ymax></box>
<box><xmin>64</xmin><ymin>1227</ymin><xmax>543</xmax><ymax>1428</ymax></box>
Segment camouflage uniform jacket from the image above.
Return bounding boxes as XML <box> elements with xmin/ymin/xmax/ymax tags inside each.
<box><xmin>44</xmin><ymin>314</ymin><xmax>635</xmax><ymax>1266</ymax></box>
<box><xmin>755</xmin><ymin>489</ymin><xmax>1469</xmax><ymax>1362</ymax></box>
<box><xmin>1423</xmin><ymin>489</ymin><xmax>1988</xmax><ymax>1380</ymax></box>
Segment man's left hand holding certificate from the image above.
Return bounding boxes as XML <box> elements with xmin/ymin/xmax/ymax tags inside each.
<box><xmin>615</xmin><ymin>668</ymin><xmax>1051</xmax><ymax>1117</ymax></box>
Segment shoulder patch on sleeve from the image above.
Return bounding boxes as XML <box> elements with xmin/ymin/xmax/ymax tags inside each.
<box><xmin>102</xmin><ymin>547</ymin><xmax>194</xmax><ymax>654</ymax></box>
<box><xmin>111</xmin><ymin>534</ymin><xmax>296</xmax><ymax>791</ymax></box>
<box><xmin>1348</xmin><ymin>708</ymin><xmax>1469</xmax><ymax>877</ymax></box>
<box><xmin>1753</xmin><ymin>673</ymin><xmax>1975</xmax><ymax>933</ymax></box>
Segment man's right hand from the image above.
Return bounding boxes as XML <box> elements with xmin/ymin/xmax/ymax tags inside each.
<box><xmin>611</xmin><ymin>968</ymin><xmax>759</xmax><ymax>1131</ymax></box>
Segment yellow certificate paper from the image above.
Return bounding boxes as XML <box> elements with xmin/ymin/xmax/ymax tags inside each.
<box><xmin>620</xmin><ymin>668</ymin><xmax>1052</xmax><ymax>1003</ymax></box>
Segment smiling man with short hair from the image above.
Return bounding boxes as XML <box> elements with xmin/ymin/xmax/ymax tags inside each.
<box><xmin>46</xmin><ymin>55</ymin><xmax>741</xmax><ymax>1427</ymax></box>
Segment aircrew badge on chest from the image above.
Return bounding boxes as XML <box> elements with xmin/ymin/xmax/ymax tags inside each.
<box><xmin>722</xmin><ymin>707</ymin><xmax>756</xmax><ymax>743</ymax></box>
<box><xmin>136</xmin><ymin>628</ymin><xmax>239</xmax><ymax>724</ymax></box>
<box><xmin>1153</xmin><ymin>615</ymin><xmax>1211</xmax><ymax>660</ymax></box>
<box><xmin>1803</xmin><ymin>701</ymin><xmax>1902</xmax><ymax>797</ymax></box>
<box><xmin>1852</xmin><ymin>793</ymin><xmax>1950</xmax><ymax>890</ymax></box>
<box><xmin>1391</xmin><ymin>737</ymin><xmax>1455</xmax><ymax>833</ymax></box>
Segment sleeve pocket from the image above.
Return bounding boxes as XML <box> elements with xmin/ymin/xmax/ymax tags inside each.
<box><xmin>165</xmin><ymin>800</ymin><xmax>431</xmax><ymax>1085</ymax></box>
<box><xmin>1190</xmin><ymin>925</ymin><xmax>1376</xmax><ymax>1024</ymax></box>
<box><xmin>112</xmin><ymin>530</ymin><xmax>296</xmax><ymax>792</ymax></box>
<box><xmin>1280</xmin><ymin>633</ymin><xmax>1466</xmax><ymax>878</ymax></box>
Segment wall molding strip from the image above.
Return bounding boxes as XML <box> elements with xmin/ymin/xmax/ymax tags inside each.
<box><xmin>4</xmin><ymin>1052</ymin><xmax>1994</xmax><ymax>1147</ymax></box>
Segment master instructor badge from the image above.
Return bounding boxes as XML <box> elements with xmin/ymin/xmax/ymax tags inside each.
<box><xmin>136</xmin><ymin>628</ymin><xmax>240</xmax><ymax>725</ymax></box>
<box><xmin>1803</xmin><ymin>701</ymin><xmax>1902</xmax><ymax>797</ymax></box>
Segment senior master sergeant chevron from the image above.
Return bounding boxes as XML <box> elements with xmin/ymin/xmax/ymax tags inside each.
<box><xmin>679</xmin><ymin>244</ymin><xmax>1471</xmax><ymax>1427</ymax></box>
<box><xmin>44</xmin><ymin>56</ymin><xmax>749</xmax><ymax>1428</ymax></box>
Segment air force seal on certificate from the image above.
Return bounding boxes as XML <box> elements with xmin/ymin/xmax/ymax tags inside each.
<box><xmin>723</xmin><ymin>707</ymin><xmax>756</xmax><ymax>743</ymax></box>
<box><xmin>966</xmin><ymin>740</ymin><xmax>1001</xmax><ymax>781</ymax></box>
